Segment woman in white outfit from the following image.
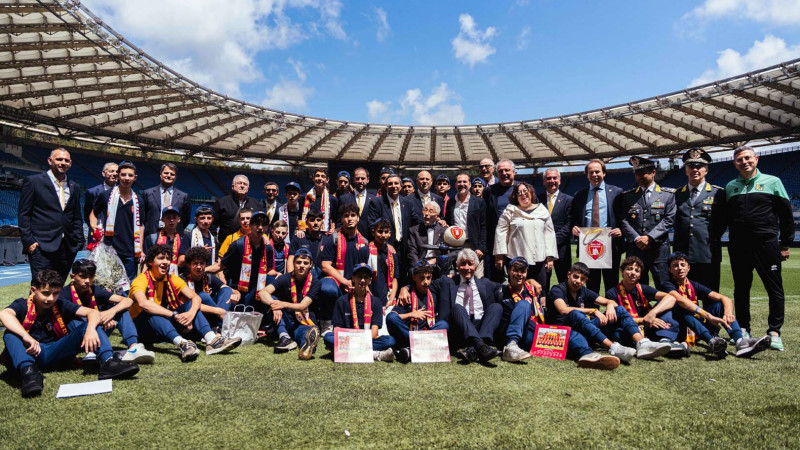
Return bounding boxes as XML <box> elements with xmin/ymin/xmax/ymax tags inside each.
<box><xmin>493</xmin><ymin>181</ymin><xmax>558</xmax><ymax>289</ymax></box>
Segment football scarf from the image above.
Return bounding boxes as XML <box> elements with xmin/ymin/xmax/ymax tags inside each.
<box><xmin>290</xmin><ymin>273</ymin><xmax>315</xmax><ymax>326</ymax></box>
<box><xmin>21</xmin><ymin>293</ymin><xmax>68</xmax><ymax>338</ymax></box>
<box><xmin>335</xmin><ymin>231</ymin><xmax>367</xmax><ymax>275</ymax></box>
<box><xmin>368</xmin><ymin>242</ymin><xmax>396</xmax><ymax>288</ymax></box>
<box><xmin>105</xmin><ymin>186</ymin><xmax>142</xmax><ymax>257</ymax></box>
<box><xmin>350</xmin><ymin>293</ymin><xmax>373</xmax><ymax>330</ymax></box>
<box><xmin>156</xmin><ymin>230</ymin><xmax>181</xmax><ymax>275</ymax></box>
<box><xmin>70</xmin><ymin>284</ymin><xmax>97</xmax><ymax>310</ymax></box>
<box><xmin>191</xmin><ymin>227</ymin><xmax>216</xmax><ymax>263</ymax></box>
<box><xmin>301</xmin><ymin>187</ymin><xmax>331</xmax><ymax>232</ymax></box>
<box><xmin>146</xmin><ymin>269</ymin><xmax>182</xmax><ymax>311</ymax></box>
<box><xmin>410</xmin><ymin>289</ymin><xmax>435</xmax><ymax>330</ymax></box>
<box><xmin>187</xmin><ymin>274</ymin><xmax>211</xmax><ymax>294</ymax></box>
<box><xmin>238</xmin><ymin>235</ymin><xmax>269</xmax><ymax>293</ymax></box>
<box><xmin>510</xmin><ymin>281</ymin><xmax>544</xmax><ymax>324</ymax></box>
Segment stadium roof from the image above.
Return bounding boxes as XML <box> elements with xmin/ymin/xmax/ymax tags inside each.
<box><xmin>1</xmin><ymin>0</ymin><xmax>800</xmax><ymax>167</ymax></box>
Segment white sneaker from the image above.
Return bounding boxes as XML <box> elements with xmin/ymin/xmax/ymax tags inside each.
<box><xmin>373</xmin><ymin>349</ymin><xmax>395</xmax><ymax>362</ymax></box>
<box><xmin>121</xmin><ymin>343</ymin><xmax>155</xmax><ymax>364</ymax></box>
<box><xmin>83</xmin><ymin>352</ymin><xmax>97</xmax><ymax>362</ymax></box>
<box><xmin>502</xmin><ymin>341</ymin><xmax>532</xmax><ymax>362</ymax></box>
<box><xmin>609</xmin><ymin>342</ymin><xmax>636</xmax><ymax>363</ymax></box>
<box><xmin>636</xmin><ymin>338</ymin><xmax>672</xmax><ymax>360</ymax></box>
<box><xmin>577</xmin><ymin>352</ymin><xmax>620</xmax><ymax>370</ymax></box>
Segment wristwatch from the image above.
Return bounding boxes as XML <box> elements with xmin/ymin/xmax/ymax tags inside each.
<box><xmin>172</xmin><ymin>311</ymin><xmax>178</xmax><ymax>318</ymax></box>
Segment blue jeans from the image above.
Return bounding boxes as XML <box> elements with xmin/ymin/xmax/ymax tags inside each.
<box><xmin>317</xmin><ymin>278</ymin><xmax>341</xmax><ymax>321</ymax></box>
<box><xmin>278</xmin><ymin>312</ymin><xmax>316</xmax><ymax>351</ymax></box>
<box><xmin>67</xmin><ymin>307</ymin><xmax>139</xmax><ymax>347</ymax></box>
<box><xmin>385</xmin><ymin>312</ymin><xmax>449</xmax><ymax>348</ymax></box>
<box><xmin>199</xmin><ymin>289</ymin><xmax>234</xmax><ymax>327</ymax></box>
<box><xmin>674</xmin><ymin>300</ymin><xmax>743</xmax><ymax>343</ymax></box>
<box><xmin>133</xmin><ymin>300</ymin><xmax>212</xmax><ymax>344</ymax></box>
<box><xmin>3</xmin><ymin>321</ymin><xmax>113</xmax><ymax>370</ymax></box>
<box><xmin>323</xmin><ymin>333</ymin><xmax>396</xmax><ymax>351</ymax></box>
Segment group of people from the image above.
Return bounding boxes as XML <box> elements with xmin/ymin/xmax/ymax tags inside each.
<box><xmin>3</xmin><ymin>145</ymin><xmax>792</xmax><ymax>397</ymax></box>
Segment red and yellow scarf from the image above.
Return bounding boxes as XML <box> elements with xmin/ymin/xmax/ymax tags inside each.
<box><xmin>368</xmin><ymin>242</ymin><xmax>395</xmax><ymax>288</ymax></box>
<box><xmin>300</xmin><ymin>187</ymin><xmax>331</xmax><ymax>232</ymax></box>
<box><xmin>616</xmin><ymin>282</ymin><xmax>649</xmax><ymax>321</ymax></box>
<box><xmin>22</xmin><ymin>293</ymin><xmax>68</xmax><ymax>338</ymax></box>
<box><xmin>156</xmin><ymin>230</ymin><xmax>181</xmax><ymax>275</ymax></box>
<box><xmin>410</xmin><ymin>289</ymin><xmax>435</xmax><ymax>330</ymax></box>
<box><xmin>69</xmin><ymin>284</ymin><xmax>97</xmax><ymax>310</ymax></box>
<box><xmin>187</xmin><ymin>274</ymin><xmax>211</xmax><ymax>294</ymax></box>
<box><xmin>350</xmin><ymin>293</ymin><xmax>373</xmax><ymax>330</ymax></box>
<box><xmin>511</xmin><ymin>281</ymin><xmax>544</xmax><ymax>324</ymax></box>
<box><xmin>335</xmin><ymin>231</ymin><xmax>367</xmax><ymax>275</ymax></box>
<box><xmin>290</xmin><ymin>273</ymin><xmax>315</xmax><ymax>326</ymax></box>
<box><xmin>238</xmin><ymin>235</ymin><xmax>269</xmax><ymax>293</ymax></box>
<box><xmin>146</xmin><ymin>269</ymin><xmax>182</xmax><ymax>310</ymax></box>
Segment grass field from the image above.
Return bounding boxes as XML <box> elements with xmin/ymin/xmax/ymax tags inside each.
<box><xmin>1</xmin><ymin>248</ymin><xmax>799</xmax><ymax>449</ymax></box>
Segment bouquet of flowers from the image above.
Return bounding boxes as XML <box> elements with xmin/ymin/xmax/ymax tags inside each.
<box><xmin>88</xmin><ymin>242</ymin><xmax>130</xmax><ymax>294</ymax></box>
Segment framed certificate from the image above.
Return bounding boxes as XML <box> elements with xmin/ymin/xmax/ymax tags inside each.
<box><xmin>333</xmin><ymin>328</ymin><xmax>374</xmax><ymax>363</ymax></box>
<box><xmin>410</xmin><ymin>330</ymin><xmax>450</xmax><ymax>363</ymax></box>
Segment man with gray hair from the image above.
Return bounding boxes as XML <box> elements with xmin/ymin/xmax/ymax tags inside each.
<box><xmin>483</xmin><ymin>158</ymin><xmax>518</xmax><ymax>282</ymax></box>
<box><xmin>84</xmin><ymin>161</ymin><xmax>118</xmax><ymax>243</ymax></box>
<box><xmin>213</xmin><ymin>174</ymin><xmax>261</xmax><ymax>242</ymax></box>
<box><xmin>538</xmin><ymin>168</ymin><xmax>573</xmax><ymax>285</ymax></box>
<box><xmin>407</xmin><ymin>201</ymin><xmax>446</xmax><ymax>269</ymax></box>
<box><xmin>479</xmin><ymin>158</ymin><xmax>498</xmax><ymax>186</ymax></box>
<box><xmin>431</xmin><ymin>248</ymin><xmax>504</xmax><ymax>364</ymax></box>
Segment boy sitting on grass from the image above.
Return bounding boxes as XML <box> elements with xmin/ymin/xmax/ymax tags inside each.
<box><xmin>181</xmin><ymin>246</ymin><xmax>239</xmax><ymax>329</ymax></box>
<box><xmin>257</xmin><ymin>248</ymin><xmax>321</xmax><ymax>360</ymax></box>
<box><xmin>1</xmin><ymin>270</ymin><xmax>139</xmax><ymax>398</ymax></box>
<box><xmin>130</xmin><ymin>244</ymin><xmax>241</xmax><ymax>362</ymax></box>
<box><xmin>324</xmin><ymin>263</ymin><xmax>396</xmax><ymax>362</ymax></box>
<box><xmin>543</xmin><ymin>261</ymin><xmax>671</xmax><ymax>365</ymax></box>
<box><xmin>386</xmin><ymin>261</ymin><xmax>450</xmax><ymax>363</ymax></box>
<box><xmin>59</xmin><ymin>259</ymin><xmax>155</xmax><ymax>364</ymax></box>
<box><xmin>662</xmin><ymin>252</ymin><xmax>771</xmax><ymax>358</ymax></box>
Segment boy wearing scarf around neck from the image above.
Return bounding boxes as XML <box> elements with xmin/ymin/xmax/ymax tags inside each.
<box><xmin>130</xmin><ymin>244</ymin><xmax>241</xmax><ymax>362</ymax></box>
<box><xmin>217</xmin><ymin>207</ymin><xmax>252</xmax><ymax>265</ymax></box>
<box><xmin>318</xmin><ymin>203</ymin><xmax>371</xmax><ymax>337</ymax></box>
<box><xmin>143</xmin><ymin>206</ymin><xmax>188</xmax><ymax>276</ymax></box>
<box><xmin>89</xmin><ymin>161</ymin><xmax>144</xmax><ymax>281</ymax></box>
<box><xmin>181</xmin><ymin>247</ymin><xmax>239</xmax><ymax>329</ymax></box>
<box><xmin>605</xmin><ymin>256</ymin><xmax>687</xmax><ymax>357</ymax></box>
<box><xmin>288</xmin><ymin>208</ymin><xmax>325</xmax><ymax>273</ymax></box>
<box><xmin>662</xmin><ymin>252</ymin><xmax>771</xmax><ymax>358</ymax></box>
<box><xmin>268</xmin><ymin>220</ymin><xmax>289</xmax><ymax>277</ymax></box>
<box><xmin>367</xmin><ymin>218</ymin><xmax>399</xmax><ymax>307</ymax></box>
<box><xmin>386</xmin><ymin>261</ymin><xmax>450</xmax><ymax>363</ymax></box>
<box><xmin>187</xmin><ymin>205</ymin><xmax>220</xmax><ymax>273</ymax></box>
<box><xmin>219</xmin><ymin>211</ymin><xmax>275</xmax><ymax>311</ymax></box>
<box><xmin>545</xmin><ymin>261</ymin><xmax>673</xmax><ymax>365</ymax></box>
<box><xmin>257</xmin><ymin>248</ymin><xmax>321</xmax><ymax>360</ymax></box>
<box><xmin>323</xmin><ymin>263</ymin><xmax>396</xmax><ymax>362</ymax></box>
<box><xmin>1</xmin><ymin>270</ymin><xmax>139</xmax><ymax>398</ymax></box>
<box><xmin>297</xmin><ymin>168</ymin><xmax>339</xmax><ymax>238</ymax></box>
<box><xmin>58</xmin><ymin>259</ymin><xmax>155</xmax><ymax>364</ymax></box>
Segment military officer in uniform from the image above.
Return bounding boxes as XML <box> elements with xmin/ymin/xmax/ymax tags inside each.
<box><xmin>618</xmin><ymin>156</ymin><xmax>676</xmax><ymax>289</ymax></box>
<box><xmin>672</xmin><ymin>148</ymin><xmax>726</xmax><ymax>291</ymax></box>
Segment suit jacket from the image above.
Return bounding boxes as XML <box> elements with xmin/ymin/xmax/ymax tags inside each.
<box><xmin>406</xmin><ymin>222</ymin><xmax>446</xmax><ymax>268</ymax></box>
<box><xmin>444</xmin><ymin>194</ymin><xmax>487</xmax><ymax>254</ymax></box>
<box><xmin>18</xmin><ymin>172</ymin><xmax>85</xmax><ymax>254</ymax></box>
<box><xmin>537</xmin><ymin>191</ymin><xmax>574</xmax><ymax>262</ymax></box>
<box><xmin>84</xmin><ymin>183</ymin><xmax>111</xmax><ymax>224</ymax></box>
<box><xmin>672</xmin><ymin>183</ymin><xmax>726</xmax><ymax>264</ymax></box>
<box><xmin>366</xmin><ymin>194</ymin><xmax>420</xmax><ymax>252</ymax></box>
<box><xmin>483</xmin><ymin>181</ymin><xmax>517</xmax><ymax>258</ymax></box>
<box><xmin>339</xmin><ymin>191</ymin><xmax>378</xmax><ymax>239</ymax></box>
<box><xmin>213</xmin><ymin>193</ymin><xmax>261</xmax><ymax>242</ymax></box>
<box><xmin>571</xmin><ymin>183</ymin><xmax>625</xmax><ymax>254</ymax></box>
<box><xmin>409</xmin><ymin>191</ymin><xmax>445</xmax><ymax>221</ymax></box>
<box><xmin>431</xmin><ymin>275</ymin><xmax>503</xmax><ymax>318</ymax></box>
<box><xmin>142</xmin><ymin>184</ymin><xmax>191</xmax><ymax>235</ymax></box>
<box><xmin>262</xmin><ymin>200</ymin><xmax>284</xmax><ymax>228</ymax></box>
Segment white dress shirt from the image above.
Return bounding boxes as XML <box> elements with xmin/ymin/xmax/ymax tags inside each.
<box><xmin>47</xmin><ymin>170</ymin><xmax>70</xmax><ymax>205</ymax></box>
<box><xmin>455</xmin><ymin>276</ymin><xmax>483</xmax><ymax>319</ymax></box>
<box><xmin>453</xmin><ymin>194</ymin><xmax>470</xmax><ymax>239</ymax></box>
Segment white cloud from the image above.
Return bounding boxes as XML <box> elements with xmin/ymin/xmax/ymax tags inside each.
<box><xmin>82</xmin><ymin>0</ymin><xmax>345</xmax><ymax>98</ymax></box>
<box><xmin>262</xmin><ymin>59</ymin><xmax>314</xmax><ymax>111</ymax></box>
<box><xmin>689</xmin><ymin>35</ymin><xmax>800</xmax><ymax>86</ymax></box>
<box><xmin>375</xmin><ymin>8</ymin><xmax>391</xmax><ymax>42</ymax></box>
<box><xmin>367</xmin><ymin>83</ymin><xmax>465</xmax><ymax>125</ymax></box>
<box><xmin>685</xmin><ymin>0</ymin><xmax>800</xmax><ymax>26</ymax></box>
<box><xmin>517</xmin><ymin>25</ymin><xmax>531</xmax><ymax>51</ymax></box>
<box><xmin>451</xmin><ymin>14</ymin><xmax>496</xmax><ymax>67</ymax></box>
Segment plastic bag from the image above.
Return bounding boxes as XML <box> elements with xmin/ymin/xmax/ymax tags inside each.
<box><xmin>88</xmin><ymin>242</ymin><xmax>131</xmax><ymax>294</ymax></box>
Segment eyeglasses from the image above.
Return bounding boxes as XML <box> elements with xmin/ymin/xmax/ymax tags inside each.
<box><xmin>479</xmin><ymin>164</ymin><xmax>493</xmax><ymax>169</ymax></box>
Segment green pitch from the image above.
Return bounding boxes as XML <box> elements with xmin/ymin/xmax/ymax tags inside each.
<box><xmin>1</xmin><ymin>248</ymin><xmax>798</xmax><ymax>448</ymax></box>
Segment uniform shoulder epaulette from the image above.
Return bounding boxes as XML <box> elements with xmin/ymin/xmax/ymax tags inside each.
<box><xmin>660</xmin><ymin>186</ymin><xmax>676</xmax><ymax>193</ymax></box>
<box><xmin>711</xmin><ymin>184</ymin><xmax>723</xmax><ymax>190</ymax></box>
<box><xmin>624</xmin><ymin>187</ymin><xmax>638</xmax><ymax>194</ymax></box>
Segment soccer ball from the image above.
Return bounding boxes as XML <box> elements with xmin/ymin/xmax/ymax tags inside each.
<box><xmin>443</xmin><ymin>226</ymin><xmax>467</xmax><ymax>247</ymax></box>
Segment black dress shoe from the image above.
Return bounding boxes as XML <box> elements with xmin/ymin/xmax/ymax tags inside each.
<box><xmin>394</xmin><ymin>347</ymin><xmax>411</xmax><ymax>363</ymax></box>
<box><xmin>98</xmin><ymin>357</ymin><xmax>139</xmax><ymax>380</ymax></box>
<box><xmin>20</xmin><ymin>364</ymin><xmax>43</xmax><ymax>398</ymax></box>
<box><xmin>457</xmin><ymin>347</ymin><xmax>477</xmax><ymax>363</ymax></box>
<box><xmin>477</xmin><ymin>345</ymin><xmax>501</xmax><ymax>364</ymax></box>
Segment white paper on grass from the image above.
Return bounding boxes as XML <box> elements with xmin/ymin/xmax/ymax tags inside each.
<box><xmin>578</xmin><ymin>227</ymin><xmax>612</xmax><ymax>269</ymax></box>
<box><xmin>56</xmin><ymin>379</ymin><xmax>112</xmax><ymax>398</ymax></box>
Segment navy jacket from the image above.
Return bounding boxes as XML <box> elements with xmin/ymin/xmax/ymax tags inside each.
<box><xmin>570</xmin><ymin>183</ymin><xmax>625</xmax><ymax>254</ymax></box>
<box><xmin>445</xmin><ymin>194</ymin><xmax>488</xmax><ymax>254</ymax></box>
<box><xmin>366</xmin><ymin>194</ymin><xmax>421</xmax><ymax>251</ymax></box>
<box><xmin>18</xmin><ymin>172</ymin><xmax>85</xmax><ymax>254</ymax></box>
<box><xmin>537</xmin><ymin>191</ymin><xmax>574</xmax><ymax>262</ymax></box>
<box><xmin>142</xmin><ymin>184</ymin><xmax>191</xmax><ymax>235</ymax></box>
<box><xmin>339</xmin><ymin>191</ymin><xmax>378</xmax><ymax>239</ymax></box>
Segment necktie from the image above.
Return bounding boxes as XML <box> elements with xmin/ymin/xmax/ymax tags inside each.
<box><xmin>268</xmin><ymin>204</ymin><xmax>274</xmax><ymax>222</ymax></box>
<box><xmin>392</xmin><ymin>201</ymin><xmax>401</xmax><ymax>241</ymax></box>
<box><xmin>163</xmin><ymin>188</ymin><xmax>172</xmax><ymax>209</ymax></box>
<box><xmin>464</xmin><ymin>281</ymin><xmax>474</xmax><ymax>315</ymax></box>
<box><xmin>591</xmin><ymin>187</ymin><xmax>600</xmax><ymax>227</ymax></box>
<box><xmin>645</xmin><ymin>189</ymin><xmax>651</xmax><ymax>204</ymax></box>
<box><xmin>357</xmin><ymin>193</ymin><xmax>364</xmax><ymax>215</ymax></box>
<box><xmin>548</xmin><ymin>193</ymin><xmax>555</xmax><ymax>215</ymax></box>
<box><xmin>691</xmin><ymin>187</ymin><xmax>699</xmax><ymax>205</ymax></box>
<box><xmin>56</xmin><ymin>179</ymin><xmax>66</xmax><ymax>210</ymax></box>
<box><xmin>422</xmin><ymin>194</ymin><xmax>430</xmax><ymax>206</ymax></box>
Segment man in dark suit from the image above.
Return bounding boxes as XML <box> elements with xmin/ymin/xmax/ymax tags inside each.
<box><xmin>142</xmin><ymin>162</ymin><xmax>191</xmax><ymax>236</ymax></box>
<box><xmin>18</xmin><ymin>148</ymin><xmax>85</xmax><ymax>279</ymax></box>
<box><xmin>338</xmin><ymin>167</ymin><xmax>377</xmax><ymax>239</ymax></box>
<box><xmin>406</xmin><ymin>201</ymin><xmax>447</xmax><ymax>269</ymax></box>
<box><xmin>83</xmin><ymin>162</ymin><xmax>118</xmax><ymax>241</ymax></box>
<box><xmin>445</xmin><ymin>173</ymin><xmax>487</xmax><ymax>277</ymax></box>
<box><xmin>672</xmin><ymin>149</ymin><xmax>726</xmax><ymax>291</ymax></box>
<box><xmin>409</xmin><ymin>170</ymin><xmax>444</xmax><ymax>221</ymax></box>
<box><xmin>213</xmin><ymin>174</ymin><xmax>261</xmax><ymax>242</ymax></box>
<box><xmin>570</xmin><ymin>159</ymin><xmax>625</xmax><ymax>294</ymax></box>
<box><xmin>483</xmin><ymin>159</ymin><xmax>518</xmax><ymax>282</ymax></box>
<box><xmin>262</xmin><ymin>181</ymin><xmax>283</xmax><ymax>228</ymax></box>
<box><xmin>538</xmin><ymin>168</ymin><xmax>574</xmax><ymax>286</ymax></box>
<box><xmin>619</xmin><ymin>157</ymin><xmax>676</xmax><ymax>288</ymax></box>
<box><xmin>433</xmin><ymin>248</ymin><xmax>503</xmax><ymax>364</ymax></box>
<box><xmin>367</xmin><ymin>174</ymin><xmax>420</xmax><ymax>279</ymax></box>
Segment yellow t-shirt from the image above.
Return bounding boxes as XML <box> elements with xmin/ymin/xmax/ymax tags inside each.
<box><xmin>128</xmin><ymin>270</ymin><xmax>188</xmax><ymax>318</ymax></box>
<box><xmin>217</xmin><ymin>230</ymin><xmax>246</xmax><ymax>260</ymax></box>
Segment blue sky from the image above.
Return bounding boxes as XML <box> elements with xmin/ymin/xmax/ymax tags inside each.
<box><xmin>83</xmin><ymin>0</ymin><xmax>800</xmax><ymax>126</ymax></box>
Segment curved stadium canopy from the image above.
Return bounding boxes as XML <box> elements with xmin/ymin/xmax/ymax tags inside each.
<box><xmin>1</xmin><ymin>0</ymin><xmax>800</xmax><ymax>168</ymax></box>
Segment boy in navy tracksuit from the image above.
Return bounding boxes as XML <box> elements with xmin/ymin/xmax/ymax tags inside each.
<box><xmin>386</xmin><ymin>261</ymin><xmax>450</xmax><ymax>363</ymax></box>
<box><xmin>663</xmin><ymin>252</ymin><xmax>771</xmax><ymax>358</ymax></box>
<box><xmin>367</xmin><ymin>218</ymin><xmax>399</xmax><ymax>307</ymax></box>
<box><xmin>181</xmin><ymin>246</ymin><xmax>238</xmax><ymax>329</ymax></box>
<box><xmin>258</xmin><ymin>248</ymin><xmax>321</xmax><ymax>360</ymax></box>
<box><xmin>324</xmin><ymin>263</ymin><xmax>396</xmax><ymax>362</ymax></box>
<box><xmin>288</xmin><ymin>208</ymin><xmax>325</xmax><ymax>274</ymax></box>
<box><xmin>59</xmin><ymin>259</ymin><xmax>155</xmax><ymax>364</ymax></box>
<box><xmin>0</xmin><ymin>270</ymin><xmax>139</xmax><ymax>397</ymax></box>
